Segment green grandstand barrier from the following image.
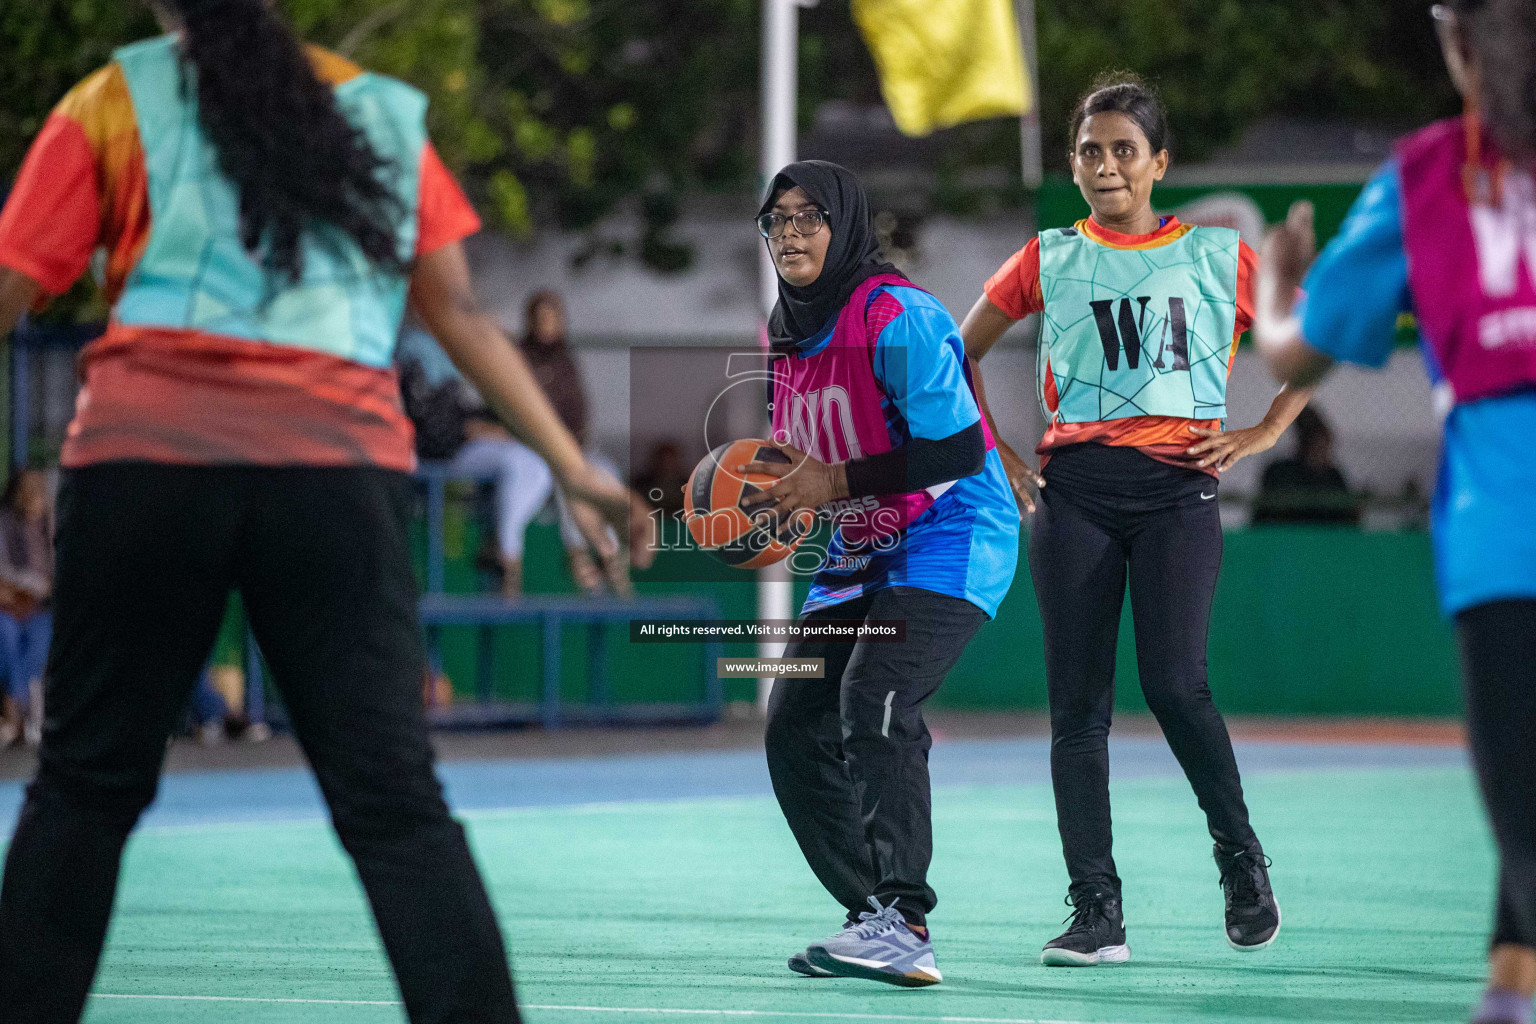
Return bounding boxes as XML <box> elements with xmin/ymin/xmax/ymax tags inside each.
<box><xmin>409</xmin><ymin>514</ymin><xmax>765</xmax><ymax>707</ymax></box>
<box><xmin>423</xmin><ymin>510</ymin><xmax>1461</xmax><ymax>718</ymax></box>
<box><xmin>943</xmin><ymin>527</ymin><xmax>1461</xmax><ymax>716</ymax></box>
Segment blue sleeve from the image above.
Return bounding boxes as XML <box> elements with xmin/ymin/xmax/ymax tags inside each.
<box><xmin>870</xmin><ymin>287</ymin><xmax>982</xmax><ymax>440</ymax></box>
<box><xmin>1298</xmin><ymin>160</ymin><xmax>1413</xmax><ymax>368</ymax></box>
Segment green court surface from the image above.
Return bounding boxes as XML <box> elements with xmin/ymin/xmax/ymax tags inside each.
<box><xmin>70</xmin><ymin>762</ymin><xmax>1492</xmax><ymax>1024</ymax></box>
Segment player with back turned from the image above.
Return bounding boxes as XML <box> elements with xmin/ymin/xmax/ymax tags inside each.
<box><xmin>1256</xmin><ymin>3</ymin><xmax>1536</xmax><ymax>1021</ymax></box>
<box><xmin>0</xmin><ymin>1</ymin><xmax>644</xmax><ymax>1019</ymax></box>
<box><xmin>962</xmin><ymin>74</ymin><xmax>1311</xmax><ymax>966</ymax></box>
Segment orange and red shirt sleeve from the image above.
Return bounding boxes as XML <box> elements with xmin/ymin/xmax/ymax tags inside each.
<box><xmin>415</xmin><ymin>143</ymin><xmax>480</xmax><ymax>257</ymax></box>
<box><xmin>0</xmin><ymin>107</ymin><xmax>104</xmax><ymax>297</ymax></box>
<box><xmin>982</xmin><ymin>237</ymin><xmax>1044</xmax><ymax>321</ymax></box>
<box><xmin>0</xmin><ymin>64</ymin><xmax>148</xmax><ymax>308</ymax></box>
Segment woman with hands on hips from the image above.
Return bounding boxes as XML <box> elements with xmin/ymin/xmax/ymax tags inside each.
<box><xmin>959</xmin><ymin>73</ymin><xmax>1306</xmax><ymax>966</ymax></box>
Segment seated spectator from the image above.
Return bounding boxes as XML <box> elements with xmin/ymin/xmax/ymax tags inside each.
<box><xmin>399</xmin><ymin>293</ymin><xmax>633</xmax><ymax>597</ymax></box>
<box><xmin>1252</xmin><ymin>407</ymin><xmax>1362</xmax><ymax>526</ymax></box>
<box><xmin>0</xmin><ymin>468</ymin><xmax>52</xmax><ymax>746</ymax></box>
<box><xmin>508</xmin><ymin>290</ymin><xmax>633</xmax><ymax>593</ymax></box>
<box><xmin>184</xmin><ymin>669</ymin><xmax>271</xmax><ymax>746</ymax></box>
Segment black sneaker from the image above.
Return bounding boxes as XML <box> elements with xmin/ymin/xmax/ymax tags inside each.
<box><xmin>1215</xmin><ymin>843</ymin><xmax>1281</xmax><ymax>951</ymax></box>
<box><xmin>1041</xmin><ymin>886</ymin><xmax>1130</xmax><ymax>966</ymax></box>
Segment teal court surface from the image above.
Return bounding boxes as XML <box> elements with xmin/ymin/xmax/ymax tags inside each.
<box><xmin>0</xmin><ymin>734</ymin><xmax>1490</xmax><ymax>1024</ymax></box>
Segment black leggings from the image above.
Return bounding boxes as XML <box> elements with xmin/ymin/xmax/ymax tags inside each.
<box><xmin>1457</xmin><ymin>600</ymin><xmax>1536</xmax><ymax>950</ymax></box>
<box><xmin>0</xmin><ymin>464</ymin><xmax>519</xmax><ymax>1024</ymax></box>
<box><xmin>765</xmin><ymin>586</ymin><xmax>987</xmax><ymax>927</ymax></box>
<box><xmin>1029</xmin><ymin>444</ymin><xmax>1257</xmax><ymax>893</ymax></box>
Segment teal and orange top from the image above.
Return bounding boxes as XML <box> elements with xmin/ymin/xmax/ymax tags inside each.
<box><xmin>984</xmin><ymin>217</ymin><xmax>1257</xmax><ymax>470</ymax></box>
<box><xmin>0</xmin><ymin>36</ymin><xmax>481</xmax><ymax>471</ymax></box>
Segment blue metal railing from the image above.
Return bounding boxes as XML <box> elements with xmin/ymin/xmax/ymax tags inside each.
<box><xmin>247</xmin><ymin>461</ymin><xmax>723</xmax><ymax>729</ymax></box>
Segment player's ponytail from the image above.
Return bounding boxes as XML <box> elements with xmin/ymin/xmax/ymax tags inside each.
<box><xmin>1455</xmin><ymin>0</ymin><xmax>1536</xmax><ymax>164</ymax></box>
<box><xmin>1068</xmin><ymin>72</ymin><xmax>1170</xmax><ymax>156</ymax></box>
<box><xmin>164</xmin><ymin>0</ymin><xmax>407</xmax><ymax>282</ymax></box>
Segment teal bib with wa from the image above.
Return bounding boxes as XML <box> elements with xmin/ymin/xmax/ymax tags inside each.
<box><xmin>112</xmin><ymin>35</ymin><xmax>426</xmax><ymax>369</ymax></box>
<box><xmin>1037</xmin><ymin>224</ymin><xmax>1239</xmax><ymax>423</ymax></box>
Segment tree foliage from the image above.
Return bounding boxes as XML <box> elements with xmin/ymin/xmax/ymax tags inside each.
<box><xmin>1032</xmin><ymin>0</ymin><xmax>1455</xmax><ymax>163</ymax></box>
<box><xmin>1</xmin><ymin>0</ymin><xmax>758</xmax><ymax>273</ymax></box>
<box><xmin>0</xmin><ymin>1</ymin><xmax>159</xmax><ymax>176</ymax></box>
<box><xmin>3</xmin><ymin>0</ymin><xmax>1458</xmax><ymax>277</ymax></box>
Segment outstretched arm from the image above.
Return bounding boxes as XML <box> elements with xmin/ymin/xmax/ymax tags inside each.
<box><xmin>1254</xmin><ymin>201</ymin><xmax>1335</xmax><ymax>388</ymax></box>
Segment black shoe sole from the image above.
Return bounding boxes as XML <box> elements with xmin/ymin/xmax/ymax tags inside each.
<box><xmin>805</xmin><ymin>946</ymin><xmax>941</xmax><ymax>987</ymax></box>
<box><xmin>788</xmin><ymin>951</ymin><xmax>832</xmax><ymax>977</ymax></box>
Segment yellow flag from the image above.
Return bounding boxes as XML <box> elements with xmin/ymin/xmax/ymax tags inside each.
<box><xmin>852</xmin><ymin>0</ymin><xmax>1031</xmax><ymax>138</ymax></box>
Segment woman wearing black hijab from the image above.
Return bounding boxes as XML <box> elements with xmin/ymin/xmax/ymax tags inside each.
<box><xmin>739</xmin><ymin>162</ymin><xmax>1018</xmax><ymax>987</ymax></box>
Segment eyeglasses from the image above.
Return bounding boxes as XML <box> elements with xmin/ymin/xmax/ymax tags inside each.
<box><xmin>757</xmin><ymin>208</ymin><xmax>828</xmax><ymax>239</ymax></box>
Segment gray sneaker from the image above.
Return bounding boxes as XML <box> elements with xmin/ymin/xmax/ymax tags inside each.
<box><xmin>805</xmin><ymin>897</ymin><xmax>941</xmax><ymax>987</ymax></box>
<box><xmin>789</xmin><ymin>909</ymin><xmax>880</xmax><ymax>978</ymax></box>
<box><xmin>789</xmin><ymin>909</ymin><xmax>878</xmax><ymax>977</ymax></box>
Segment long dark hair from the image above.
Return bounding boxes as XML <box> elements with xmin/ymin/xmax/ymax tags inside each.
<box><xmin>165</xmin><ymin>0</ymin><xmax>406</xmax><ymax>283</ymax></box>
<box><xmin>1455</xmin><ymin>0</ymin><xmax>1536</xmax><ymax>162</ymax></box>
<box><xmin>1068</xmin><ymin>72</ymin><xmax>1170</xmax><ymax>156</ymax></box>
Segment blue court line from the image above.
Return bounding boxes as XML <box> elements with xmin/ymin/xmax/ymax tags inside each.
<box><xmin>0</xmin><ymin>737</ymin><xmax>1466</xmax><ymax>831</ymax></box>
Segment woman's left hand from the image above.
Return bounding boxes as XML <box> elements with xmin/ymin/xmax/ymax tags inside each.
<box><xmin>1185</xmin><ymin>424</ymin><xmax>1280</xmax><ymax>473</ymax></box>
<box><xmin>740</xmin><ymin>443</ymin><xmax>845</xmax><ymax>516</ymax></box>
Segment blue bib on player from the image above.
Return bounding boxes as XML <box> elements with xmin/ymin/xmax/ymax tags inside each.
<box><xmin>112</xmin><ymin>35</ymin><xmax>425</xmax><ymax>369</ymax></box>
<box><xmin>1037</xmin><ymin>224</ymin><xmax>1240</xmax><ymax>423</ymax></box>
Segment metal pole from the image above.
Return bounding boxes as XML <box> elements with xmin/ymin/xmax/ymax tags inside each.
<box><xmin>760</xmin><ymin>0</ymin><xmax>798</xmax><ymax>317</ymax></box>
<box><xmin>1015</xmin><ymin>0</ymin><xmax>1043</xmax><ymax>189</ymax></box>
<box><xmin>756</xmin><ymin>0</ymin><xmax>799</xmax><ymax>711</ymax></box>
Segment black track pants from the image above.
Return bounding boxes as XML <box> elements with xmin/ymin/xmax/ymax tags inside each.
<box><xmin>1457</xmin><ymin>599</ymin><xmax>1536</xmax><ymax>950</ymax></box>
<box><xmin>765</xmin><ymin>586</ymin><xmax>986</xmax><ymax>927</ymax></box>
<box><xmin>0</xmin><ymin>464</ymin><xmax>520</xmax><ymax>1024</ymax></box>
<box><xmin>1029</xmin><ymin>444</ymin><xmax>1257</xmax><ymax>893</ymax></box>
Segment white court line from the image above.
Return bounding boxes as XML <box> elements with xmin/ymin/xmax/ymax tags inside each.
<box><xmin>93</xmin><ymin>993</ymin><xmax>399</xmax><ymax>1006</ymax></box>
<box><xmin>91</xmin><ymin>993</ymin><xmax>1139</xmax><ymax>1024</ymax></box>
<box><xmin>527</xmin><ymin>1007</ymin><xmax>1141</xmax><ymax>1024</ymax></box>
